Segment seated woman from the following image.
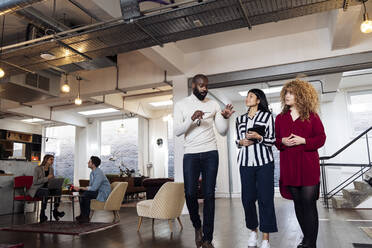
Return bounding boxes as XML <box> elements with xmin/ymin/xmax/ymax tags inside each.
<box><xmin>27</xmin><ymin>154</ymin><xmax>65</xmax><ymax>223</ymax></box>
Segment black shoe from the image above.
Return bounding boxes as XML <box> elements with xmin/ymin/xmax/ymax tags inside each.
<box><xmin>77</xmin><ymin>215</ymin><xmax>90</xmax><ymax>224</ymax></box>
<box><xmin>53</xmin><ymin>210</ymin><xmax>65</xmax><ymax>221</ymax></box>
<box><xmin>75</xmin><ymin>215</ymin><xmax>82</xmax><ymax>222</ymax></box>
<box><xmin>195</xmin><ymin>228</ymin><xmax>203</xmax><ymax>248</ymax></box>
<box><xmin>201</xmin><ymin>241</ymin><xmax>214</xmax><ymax>248</ymax></box>
<box><xmin>40</xmin><ymin>214</ymin><xmax>48</xmax><ymax>223</ymax></box>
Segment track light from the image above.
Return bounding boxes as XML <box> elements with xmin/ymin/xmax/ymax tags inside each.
<box><xmin>0</xmin><ymin>68</ymin><xmax>4</xmax><ymax>78</ymax></box>
<box><xmin>361</xmin><ymin>0</ymin><xmax>372</xmax><ymax>33</ymax></box>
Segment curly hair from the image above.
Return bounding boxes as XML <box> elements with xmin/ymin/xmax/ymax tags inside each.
<box><xmin>280</xmin><ymin>79</ymin><xmax>319</xmax><ymax>120</ymax></box>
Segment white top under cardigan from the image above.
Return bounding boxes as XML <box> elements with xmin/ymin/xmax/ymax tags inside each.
<box><xmin>174</xmin><ymin>94</ymin><xmax>229</xmax><ymax>154</ymax></box>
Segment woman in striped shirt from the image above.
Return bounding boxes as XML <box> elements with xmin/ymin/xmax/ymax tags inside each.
<box><xmin>236</xmin><ymin>89</ymin><xmax>277</xmax><ymax>248</ymax></box>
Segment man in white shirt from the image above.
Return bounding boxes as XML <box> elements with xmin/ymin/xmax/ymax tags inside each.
<box><xmin>174</xmin><ymin>74</ymin><xmax>234</xmax><ymax>248</ymax></box>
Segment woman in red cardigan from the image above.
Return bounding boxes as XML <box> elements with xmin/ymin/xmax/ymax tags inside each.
<box><xmin>275</xmin><ymin>79</ymin><xmax>326</xmax><ymax>248</ymax></box>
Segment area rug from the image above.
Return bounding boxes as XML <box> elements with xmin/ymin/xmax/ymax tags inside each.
<box><xmin>353</xmin><ymin>244</ymin><xmax>372</xmax><ymax>248</ymax></box>
<box><xmin>0</xmin><ymin>221</ymin><xmax>119</xmax><ymax>236</ymax></box>
<box><xmin>0</xmin><ymin>244</ymin><xmax>24</xmax><ymax>248</ymax></box>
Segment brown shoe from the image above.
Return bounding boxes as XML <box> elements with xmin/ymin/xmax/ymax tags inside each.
<box><xmin>195</xmin><ymin>228</ymin><xmax>203</xmax><ymax>247</ymax></box>
<box><xmin>202</xmin><ymin>241</ymin><xmax>215</xmax><ymax>248</ymax></box>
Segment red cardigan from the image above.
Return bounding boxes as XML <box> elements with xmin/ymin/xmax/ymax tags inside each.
<box><xmin>275</xmin><ymin>111</ymin><xmax>326</xmax><ymax>200</ymax></box>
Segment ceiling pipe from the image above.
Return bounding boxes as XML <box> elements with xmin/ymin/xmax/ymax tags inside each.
<box><xmin>16</xmin><ymin>7</ymin><xmax>70</xmax><ymax>33</ymax></box>
<box><xmin>0</xmin><ymin>0</ymin><xmax>46</xmax><ymax>15</ymax></box>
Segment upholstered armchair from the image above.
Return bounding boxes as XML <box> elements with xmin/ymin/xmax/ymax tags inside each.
<box><xmin>136</xmin><ymin>182</ymin><xmax>185</xmax><ymax>233</ymax></box>
<box><xmin>90</xmin><ymin>182</ymin><xmax>128</xmax><ymax>223</ymax></box>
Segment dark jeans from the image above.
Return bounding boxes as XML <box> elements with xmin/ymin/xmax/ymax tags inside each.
<box><xmin>35</xmin><ymin>188</ymin><xmax>62</xmax><ymax>215</ymax></box>
<box><xmin>183</xmin><ymin>150</ymin><xmax>218</xmax><ymax>242</ymax></box>
<box><xmin>80</xmin><ymin>190</ymin><xmax>98</xmax><ymax>217</ymax></box>
<box><xmin>240</xmin><ymin>162</ymin><xmax>278</xmax><ymax>233</ymax></box>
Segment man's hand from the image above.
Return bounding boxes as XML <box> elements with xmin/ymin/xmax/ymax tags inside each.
<box><xmin>221</xmin><ymin>104</ymin><xmax>235</xmax><ymax>119</ymax></box>
<box><xmin>191</xmin><ymin>110</ymin><xmax>204</xmax><ymax>121</ymax></box>
<box><xmin>74</xmin><ymin>186</ymin><xmax>87</xmax><ymax>191</ymax></box>
<box><xmin>239</xmin><ymin>139</ymin><xmax>254</xmax><ymax>147</ymax></box>
<box><xmin>246</xmin><ymin>131</ymin><xmax>262</xmax><ymax>141</ymax></box>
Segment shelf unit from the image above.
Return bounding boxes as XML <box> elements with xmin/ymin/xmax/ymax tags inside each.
<box><xmin>0</xmin><ymin>129</ymin><xmax>42</xmax><ymax>161</ymax></box>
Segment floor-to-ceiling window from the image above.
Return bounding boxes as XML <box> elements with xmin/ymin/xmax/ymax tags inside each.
<box><xmin>100</xmin><ymin>118</ymin><xmax>139</xmax><ymax>175</ymax></box>
<box><xmin>44</xmin><ymin>125</ymin><xmax>76</xmax><ymax>184</ymax></box>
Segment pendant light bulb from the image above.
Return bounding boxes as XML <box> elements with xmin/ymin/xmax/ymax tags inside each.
<box><xmin>61</xmin><ymin>83</ymin><xmax>70</xmax><ymax>93</ymax></box>
<box><xmin>361</xmin><ymin>2</ymin><xmax>372</xmax><ymax>34</ymax></box>
<box><xmin>117</xmin><ymin>123</ymin><xmax>125</xmax><ymax>134</ymax></box>
<box><xmin>75</xmin><ymin>96</ymin><xmax>82</xmax><ymax>105</ymax></box>
<box><xmin>361</xmin><ymin>14</ymin><xmax>372</xmax><ymax>33</ymax></box>
<box><xmin>0</xmin><ymin>68</ymin><xmax>4</xmax><ymax>78</ymax></box>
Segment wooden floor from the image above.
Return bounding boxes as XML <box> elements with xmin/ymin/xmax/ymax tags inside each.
<box><xmin>1</xmin><ymin>198</ymin><xmax>372</xmax><ymax>248</ymax></box>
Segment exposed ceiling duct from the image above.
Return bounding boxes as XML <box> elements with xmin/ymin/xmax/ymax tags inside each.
<box><xmin>13</xmin><ymin>4</ymin><xmax>116</xmax><ymax>74</ymax></box>
<box><xmin>0</xmin><ymin>0</ymin><xmax>361</xmax><ymax>76</ymax></box>
<box><xmin>16</xmin><ymin>7</ymin><xmax>70</xmax><ymax>33</ymax></box>
<box><xmin>0</xmin><ymin>0</ymin><xmax>46</xmax><ymax>15</ymax></box>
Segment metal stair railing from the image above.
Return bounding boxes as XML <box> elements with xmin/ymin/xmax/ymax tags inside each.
<box><xmin>320</xmin><ymin>126</ymin><xmax>372</xmax><ymax>208</ymax></box>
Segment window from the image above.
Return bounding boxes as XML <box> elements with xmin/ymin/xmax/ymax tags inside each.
<box><xmin>44</xmin><ymin>125</ymin><xmax>76</xmax><ymax>184</ymax></box>
<box><xmin>13</xmin><ymin>142</ymin><xmax>25</xmax><ymax>158</ymax></box>
<box><xmin>167</xmin><ymin>117</ymin><xmax>174</xmax><ymax>178</ymax></box>
<box><xmin>348</xmin><ymin>91</ymin><xmax>372</xmax><ymax>136</ymax></box>
<box><xmin>269</xmin><ymin>102</ymin><xmax>281</xmax><ymax>187</ymax></box>
<box><xmin>100</xmin><ymin>118</ymin><xmax>139</xmax><ymax>175</ymax></box>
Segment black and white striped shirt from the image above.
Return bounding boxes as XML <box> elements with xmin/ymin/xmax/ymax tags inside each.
<box><xmin>235</xmin><ymin>110</ymin><xmax>276</xmax><ymax>167</ymax></box>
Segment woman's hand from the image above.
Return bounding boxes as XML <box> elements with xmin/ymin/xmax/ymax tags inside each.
<box><xmin>246</xmin><ymin>131</ymin><xmax>262</xmax><ymax>141</ymax></box>
<box><xmin>239</xmin><ymin>139</ymin><xmax>254</xmax><ymax>147</ymax></box>
<box><xmin>282</xmin><ymin>137</ymin><xmax>293</xmax><ymax>146</ymax></box>
<box><xmin>47</xmin><ymin>174</ymin><xmax>54</xmax><ymax>179</ymax></box>
<box><xmin>282</xmin><ymin>134</ymin><xmax>306</xmax><ymax>146</ymax></box>
<box><xmin>288</xmin><ymin>134</ymin><xmax>306</xmax><ymax>146</ymax></box>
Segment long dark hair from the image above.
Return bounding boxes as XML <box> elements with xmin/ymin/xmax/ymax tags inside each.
<box><xmin>40</xmin><ymin>154</ymin><xmax>54</xmax><ymax>167</ymax></box>
<box><xmin>248</xmin><ymin>88</ymin><xmax>270</xmax><ymax>113</ymax></box>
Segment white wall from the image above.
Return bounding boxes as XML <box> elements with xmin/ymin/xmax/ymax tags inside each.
<box><xmin>149</xmin><ymin>117</ymin><xmax>168</xmax><ymax>178</ymax></box>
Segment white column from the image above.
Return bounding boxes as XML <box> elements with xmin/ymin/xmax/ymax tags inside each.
<box><xmin>172</xmin><ymin>75</ymin><xmax>189</xmax><ymax>183</ymax></box>
<box><xmin>74</xmin><ymin>127</ymin><xmax>89</xmax><ymax>185</ymax></box>
<box><xmin>138</xmin><ymin>117</ymin><xmax>149</xmax><ymax>176</ymax></box>
<box><xmin>149</xmin><ymin>118</ymin><xmax>168</xmax><ymax>178</ymax></box>
<box><xmin>172</xmin><ymin>75</ymin><xmax>189</xmax><ymax>214</ymax></box>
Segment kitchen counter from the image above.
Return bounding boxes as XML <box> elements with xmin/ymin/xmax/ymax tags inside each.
<box><xmin>0</xmin><ymin>160</ymin><xmax>37</xmax><ymax>215</ymax></box>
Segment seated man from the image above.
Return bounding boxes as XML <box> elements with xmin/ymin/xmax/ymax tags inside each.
<box><xmin>74</xmin><ymin>156</ymin><xmax>111</xmax><ymax>223</ymax></box>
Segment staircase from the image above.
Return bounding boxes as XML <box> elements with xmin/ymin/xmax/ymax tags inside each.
<box><xmin>332</xmin><ymin>181</ymin><xmax>372</xmax><ymax>208</ymax></box>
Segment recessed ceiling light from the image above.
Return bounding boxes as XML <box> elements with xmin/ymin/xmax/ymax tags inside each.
<box><xmin>22</xmin><ymin>118</ymin><xmax>44</xmax><ymax>123</ymax></box>
<box><xmin>149</xmin><ymin>100</ymin><xmax>173</xmax><ymax>107</ymax></box>
<box><xmin>78</xmin><ymin>108</ymin><xmax>120</xmax><ymax>116</ymax></box>
<box><xmin>40</xmin><ymin>52</ymin><xmax>56</xmax><ymax>60</ymax></box>
<box><xmin>239</xmin><ymin>86</ymin><xmax>283</xmax><ymax>96</ymax></box>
